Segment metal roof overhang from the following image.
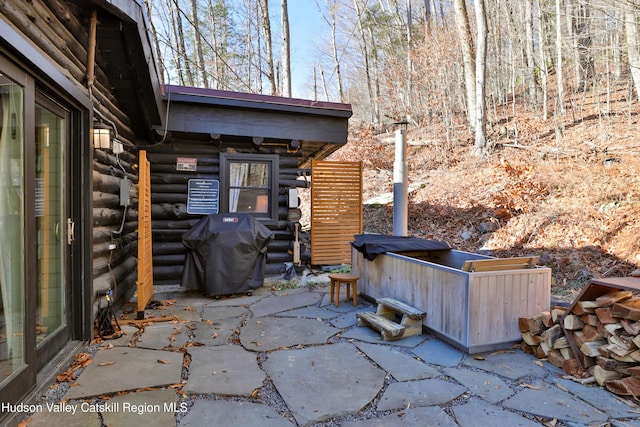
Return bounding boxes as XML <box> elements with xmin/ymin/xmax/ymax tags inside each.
<box><xmin>162</xmin><ymin>85</ymin><xmax>353</xmax><ymax>166</ymax></box>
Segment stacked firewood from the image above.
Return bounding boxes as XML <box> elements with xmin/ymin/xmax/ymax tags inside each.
<box><xmin>520</xmin><ymin>290</ymin><xmax>640</xmax><ymax>397</ymax></box>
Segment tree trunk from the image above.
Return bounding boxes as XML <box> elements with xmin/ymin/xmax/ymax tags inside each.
<box><xmin>281</xmin><ymin>0</ymin><xmax>291</xmax><ymax>97</ymax></box>
<box><xmin>259</xmin><ymin>0</ymin><xmax>277</xmax><ymax>95</ymax></box>
<box><xmin>625</xmin><ymin>1</ymin><xmax>640</xmax><ymax>102</ymax></box>
<box><xmin>453</xmin><ymin>0</ymin><xmax>476</xmax><ymax>129</ymax></box>
<box><xmin>324</xmin><ymin>1</ymin><xmax>344</xmax><ymax>102</ymax></box>
<box><xmin>173</xmin><ymin>0</ymin><xmax>194</xmax><ymax>86</ymax></box>
<box><xmin>144</xmin><ymin>0</ymin><xmax>165</xmax><ymax>86</ymax></box>
<box><xmin>166</xmin><ymin>0</ymin><xmax>185</xmax><ymax>86</ymax></box>
<box><xmin>524</xmin><ymin>0</ymin><xmax>538</xmax><ymax>106</ymax></box>
<box><xmin>555</xmin><ymin>0</ymin><xmax>565</xmax><ymax>114</ymax></box>
<box><xmin>366</xmin><ymin>11</ymin><xmax>381</xmax><ymax>123</ymax></box>
<box><xmin>191</xmin><ymin>0</ymin><xmax>210</xmax><ymax>88</ymax></box>
<box><xmin>535</xmin><ymin>0</ymin><xmax>549</xmax><ymax>119</ymax></box>
<box><xmin>574</xmin><ymin>0</ymin><xmax>594</xmax><ymax>91</ymax></box>
<box><xmin>472</xmin><ymin>0</ymin><xmax>489</xmax><ymax>156</ymax></box>
<box><xmin>353</xmin><ymin>0</ymin><xmax>375</xmax><ymax>122</ymax></box>
<box><xmin>406</xmin><ymin>0</ymin><xmax>413</xmax><ymax>112</ymax></box>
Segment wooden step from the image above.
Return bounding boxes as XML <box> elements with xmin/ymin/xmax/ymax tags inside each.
<box><xmin>356</xmin><ymin>312</ymin><xmax>405</xmax><ymax>340</ymax></box>
<box><xmin>375</xmin><ymin>297</ymin><xmax>425</xmax><ymax>320</ymax></box>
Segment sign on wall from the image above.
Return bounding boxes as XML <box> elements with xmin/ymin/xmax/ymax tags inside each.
<box><xmin>187</xmin><ymin>179</ymin><xmax>219</xmax><ymax>215</ymax></box>
<box><xmin>177</xmin><ymin>157</ymin><xmax>197</xmax><ymax>171</ymax></box>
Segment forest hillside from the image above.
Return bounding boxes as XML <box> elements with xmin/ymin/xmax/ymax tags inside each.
<box><xmin>330</xmin><ymin>80</ymin><xmax>640</xmax><ymax>301</ymax></box>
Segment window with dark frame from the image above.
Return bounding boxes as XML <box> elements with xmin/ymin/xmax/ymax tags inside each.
<box><xmin>220</xmin><ymin>153</ymin><xmax>278</xmax><ymax>219</ymax></box>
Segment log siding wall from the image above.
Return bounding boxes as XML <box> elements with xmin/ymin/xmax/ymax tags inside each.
<box><xmin>1</xmin><ymin>0</ymin><xmax>143</xmax><ymax>315</ymax></box>
<box><xmin>146</xmin><ymin>142</ymin><xmax>309</xmax><ymax>286</ymax></box>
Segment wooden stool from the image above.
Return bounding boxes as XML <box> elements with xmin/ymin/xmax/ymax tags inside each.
<box><xmin>329</xmin><ymin>273</ymin><xmax>359</xmax><ymax>307</ymax></box>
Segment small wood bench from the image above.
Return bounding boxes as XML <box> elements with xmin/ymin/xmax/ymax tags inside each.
<box><xmin>461</xmin><ymin>256</ymin><xmax>540</xmax><ymax>273</ymax></box>
<box><xmin>356</xmin><ymin>297</ymin><xmax>425</xmax><ymax>340</ymax></box>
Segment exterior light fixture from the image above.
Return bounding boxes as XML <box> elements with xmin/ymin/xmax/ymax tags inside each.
<box><xmin>93</xmin><ymin>122</ymin><xmax>111</xmax><ymax>149</ymax></box>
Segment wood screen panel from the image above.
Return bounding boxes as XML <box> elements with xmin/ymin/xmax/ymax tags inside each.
<box><xmin>311</xmin><ymin>160</ymin><xmax>362</xmax><ymax>265</ymax></box>
<box><xmin>137</xmin><ymin>150</ymin><xmax>153</xmax><ymax>317</ymax></box>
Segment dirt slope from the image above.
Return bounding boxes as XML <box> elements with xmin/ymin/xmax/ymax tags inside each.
<box><xmin>331</xmin><ymin>91</ymin><xmax>640</xmax><ymax>301</ymax></box>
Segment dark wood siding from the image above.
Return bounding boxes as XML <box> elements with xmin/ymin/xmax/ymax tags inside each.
<box><xmin>0</xmin><ymin>0</ymin><xmax>147</xmax><ymax>314</ymax></box>
<box><xmin>145</xmin><ymin>141</ymin><xmax>309</xmax><ymax>285</ymax></box>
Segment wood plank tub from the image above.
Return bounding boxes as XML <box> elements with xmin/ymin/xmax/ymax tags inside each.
<box><xmin>352</xmin><ymin>247</ymin><xmax>551</xmax><ymax>354</ymax></box>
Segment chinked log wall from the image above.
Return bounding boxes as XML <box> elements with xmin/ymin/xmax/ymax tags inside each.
<box><xmin>4</xmin><ymin>0</ymin><xmax>142</xmax><ymax>313</ymax></box>
<box><xmin>146</xmin><ymin>143</ymin><xmax>307</xmax><ymax>285</ymax></box>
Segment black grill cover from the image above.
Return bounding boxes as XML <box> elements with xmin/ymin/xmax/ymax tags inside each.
<box><xmin>181</xmin><ymin>213</ymin><xmax>274</xmax><ymax>296</ymax></box>
<box><xmin>351</xmin><ymin>234</ymin><xmax>451</xmax><ymax>261</ymax></box>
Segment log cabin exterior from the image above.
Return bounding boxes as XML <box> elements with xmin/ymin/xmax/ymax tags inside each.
<box><xmin>0</xmin><ymin>0</ymin><xmax>351</xmax><ymax>421</ymax></box>
<box><xmin>149</xmin><ymin>85</ymin><xmax>352</xmax><ymax>283</ymax></box>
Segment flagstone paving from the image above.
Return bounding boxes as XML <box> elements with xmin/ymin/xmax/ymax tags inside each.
<box><xmin>22</xmin><ymin>279</ymin><xmax>640</xmax><ymax>427</ymax></box>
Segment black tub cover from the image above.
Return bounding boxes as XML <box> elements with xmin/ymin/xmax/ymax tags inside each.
<box><xmin>181</xmin><ymin>213</ymin><xmax>274</xmax><ymax>296</ymax></box>
<box><xmin>351</xmin><ymin>234</ymin><xmax>451</xmax><ymax>261</ymax></box>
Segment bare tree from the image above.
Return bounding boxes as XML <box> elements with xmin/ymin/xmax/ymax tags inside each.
<box><xmin>281</xmin><ymin>0</ymin><xmax>291</xmax><ymax>97</ymax></box>
<box><xmin>625</xmin><ymin>0</ymin><xmax>640</xmax><ymax>102</ymax></box>
<box><xmin>555</xmin><ymin>0</ymin><xmax>565</xmax><ymax>114</ymax></box>
<box><xmin>535</xmin><ymin>0</ymin><xmax>550</xmax><ymax>120</ymax></box>
<box><xmin>473</xmin><ymin>0</ymin><xmax>489</xmax><ymax>156</ymax></box>
<box><xmin>318</xmin><ymin>0</ymin><xmax>344</xmax><ymax>102</ymax></box>
<box><xmin>353</xmin><ymin>0</ymin><xmax>377</xmax><ymax>122</ymax></box>
<box><xmin>191</xmin><ymin>0</ymin><xmax>210</xmax><ymax>88</ymax></box>
<box><xmin>524</xmin><ymin>0</ymin><xmax>538</xmax><ymax>105</ymax></box>
<box><xmin>173</xmin><ymin>0</ymin><xmax>194</xmax><ymax>86</ymax></box>
<box><xmin>259</xmin><ymin>0</ymin><xmax>277</xmax><ymax>95</ymax></box>
<box><xmin>453</xmin><ymin>0</ymin><xmax>476</xmax><ymax>129</ymax></box>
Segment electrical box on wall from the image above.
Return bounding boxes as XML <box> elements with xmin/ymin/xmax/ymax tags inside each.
<box><xmin>288</xmin><ymin>188</ymin><xmax>299</xmax><ymax>208</ymax></box>
<box><xmin>120</xmin><ymin>177</ymin><xmax>131</xmax><ymax>207</ymax></box>
<box><xmin>112</xmin><ymin>140</ymin><xmax>124</xmax><ymax>154</ymax></box>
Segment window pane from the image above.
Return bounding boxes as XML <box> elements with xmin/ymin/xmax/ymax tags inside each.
<box><xmin>0</xmin><ymin>76</ymin><xmax>25</xmax><ymax>383</ymax></box>
<box><xmin>229</xmin><ymin>162</ymin><xmax>269</xmax><ymax>188</ymax></box>
<box><xmin>227</xmin><ymin>159</ymin><xmax>271</xmax><ymax>215</ymax></box>
<box><xmin>247</xmin><ymin>163</ymin><xmax>268</xmax><ymax>187</ymax></box>
<box><xmin>229</xmin><ymin>189</ymin><xmax>269</xmax><ymax>213</ymax></box>
<box><xmin>36</xmin><ymin>104</ymin><xmax>66</xmax><ymax>345</ymax></box>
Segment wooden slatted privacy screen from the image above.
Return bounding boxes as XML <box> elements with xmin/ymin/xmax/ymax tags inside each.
<box><xmin>311</xmin><ymin>160</ymin><xmax>363</xmax><ymax>265</ymax></box>
<box><xmin>137</xmin><ymin>150</ymin><xmax>153</xmax><ymax>317</ymax></box>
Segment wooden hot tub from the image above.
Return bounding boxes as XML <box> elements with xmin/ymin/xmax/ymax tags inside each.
<box><xmin>352</xmin><ymin>240</ymin><xmax>551</xmax><ymax>354</ymax></box>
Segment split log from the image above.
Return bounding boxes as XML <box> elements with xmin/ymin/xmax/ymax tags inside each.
<box><xmin>621</xmin><ymin>319</ymin><xmax>640</xmax><ymax>336</ymax></box>
<box><xmin>594</xmin><ymin>365</ymin><xmax>623</xmax><ymax>386</ymax></box>
<box><xmin>551</xmin><ymin>307</ymin><xmax>567</xmax><ymax>323</ymax></box>
<box><xmin>560</xmin><ymin>347</ymin><xmax>573</xmax><ymax>360</ymax></box>
<box><xmin>611</xmin><ymin>298</ymin><xmax>640</xmax><ymax>321</ymax></box>
<box><xmin>580</xmin><ymin>314</ymin><xmax>600</xmax><ymax>327</ymax></box>
<box><xmin>548</xmin><ymin>350</ymin><xmax>565</xmax><ymax>368</ymax></box>
<box><xmin>595</xmin><ymin>307</ymin><xmax>619</xmax><ymax>324</ymax></box>
<box><xmin>563</xmin><ymin>359</ymin><xmax>583</xmax><ymax>377</ymax></box>
<box><xmin>554</xmin><ymin>336</ymin><xmax>570</xmax><ymax>349</ymax></box>
<box><xmin>597</xmin><ymin>356</ymin><xmax>637</xmax><ymax>376</ymax></box>
<box><xmin>596</xmin><ymin>290</ymin><xmax>633</xmax><ymax>307</ymax></box>
<box><xmin>605</xmin><ymin>377</ymin><xmax>640</xmax><ymax>396</ymax></box>
<box><xmin>627</xmin><ymin>366</ymin><xmax>640</xmax><ymax>378</ymax></box>
<box><xmin>582</xmin><ymin>325</ymin><xmax>604</xmax><ymax>342</ymax></box>
<box><xmin>573</xmin><ymin>331</ymin><xmax>587</xmax><ymax>349</ymax></box>
<box><xmin>541</xmin><ymin>312</ymin><xmax>554</xmax><ymax>328</ymax></box>
<box><xmin>572</xmin><ymin>300</ymin><xmax>596</xmax><ymax>315</ymax></box>
<box><xmin>564</xmin><ymin>314</ymin><xmax>585</xmax><ymax>330</ymax></box>
<box><xmin>541</xmin><ymin>324</ymin><xmax>564</xmax><ymax>348</ymax></box>
<box><xmin>526</xmin><ymin>315</ymin><xmax>547</xmax><ymax>335</ymax></box>
<box><xmin>581</xmin><ymin>341</ymin><xmax>607</xmax><ymax>357</ymax></box>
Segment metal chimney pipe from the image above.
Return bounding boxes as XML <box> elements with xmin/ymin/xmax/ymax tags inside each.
<box><xmin>393</xmin><ymin>123</ymin><xmax>408</xmax><ymax>236</ymax></box>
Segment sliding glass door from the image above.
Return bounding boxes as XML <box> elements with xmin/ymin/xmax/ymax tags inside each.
<box><xmin>0</xmin><ymin>55</ymin><xmax>76</xmax><ymax>407</ymax></box>
<box><xmin>0</xmin><ymin>72</ymin><xmax>26</xmax><ymax>388</ymax></box>
<box><xmin>35</xmin><ymin>99</ymin><xmax>70</xmax><ymax>361</ymax></box>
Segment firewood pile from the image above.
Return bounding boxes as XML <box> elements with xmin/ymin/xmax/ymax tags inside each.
<box><xmin>520</xmin><ymin>289</ymin><xmax>640</xmax><ymax>397</ymax></box>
